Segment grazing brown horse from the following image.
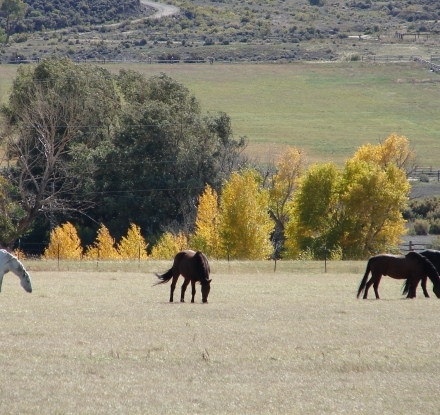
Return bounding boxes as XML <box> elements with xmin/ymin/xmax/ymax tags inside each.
<box><xmin>357</xmin><ymin>251</ymin><xmax>440</xmax><ymax>299</ymax></box>
<box><xmin>403</xmin><ymin>249</ymin><xmax>440</xmax><ymax>298</ymax></box>
<box><xmin>154</xmin><ymin>250</ymin><xmax>211</xmax><ymax>303</ymax></box>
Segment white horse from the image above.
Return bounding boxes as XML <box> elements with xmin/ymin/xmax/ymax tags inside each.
<box><xmin>0</xmin><ymin>249</ymin><xmax>32</xmax><ymax>293</ymax></box>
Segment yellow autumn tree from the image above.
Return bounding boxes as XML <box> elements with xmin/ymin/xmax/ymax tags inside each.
<box><xmin>284</xmin><ymin>156</ymin><xmax>410</xmax><ymax>260</ymax></box>
<box><xmin>43</xmin><ymin>222</ymin><xmax>83</xmax><ymax>260</ymax></box>
<box><xmin>219</xmin><ymin>169</ymin><xmax>274</xmax><ymax>260</ymax></box>
<box><xmin>150</xmin><ymin>231</ymin><xmax>188</xmax><ymax>259</ymax></box>
<box><xmin>338</xmin><ymin>158</ymin><xmax>409</xmax><ymax>258</ymax></box>
<box><xmin>83</xmin><ymin>224</ymin><xmax>120</xmax><ymax>260</ymax></box>
<box><xmin>191</xmin><ymin>184</ymin><xmax>222</xmax><ymax>258</ymax></box>
<box><xmin>117</xmin><ymin>223</ymin><xmax>149</xmax><ymax>259</ymax></box>
<box><xmin>352</xmin><ymin>133</ymin><xmax>416</xmax><ymax>176</ymax></box>
<box><xmin>268</xmin><ymin>146</ymin><xmax>304</xmax><ymax>256</ymax></box>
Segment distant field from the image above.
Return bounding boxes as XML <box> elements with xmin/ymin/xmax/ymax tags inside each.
<box><xmin>1</xmin><ymin>62</ymin><xmax>440</xmax><ymax>164</ymax></box>
<box><xmin>1</xmin><ymin>260</ymin><xmax>440</xmax><ymax>415</ymax></box>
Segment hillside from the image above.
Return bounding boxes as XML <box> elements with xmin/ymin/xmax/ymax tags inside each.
<box><xmin>0</xmin><ymin>0</ymin><xmax>439</xmax><ymax>63</ymax></box>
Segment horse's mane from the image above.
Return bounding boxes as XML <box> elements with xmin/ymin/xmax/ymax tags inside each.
<box><xmin>194</xmin><ymin>251</ymin><xmax>210</xmax><ymax>283</ymax></box>
<box><xmin>406</xmin><ymin>251</ymin><xmax>440</xmax><ymax>282</ymax></box>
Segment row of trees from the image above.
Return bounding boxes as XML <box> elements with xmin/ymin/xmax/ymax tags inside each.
<box><xmin>0</xmin><ymin>58</ymin><xmax>245</xmax><ymax>250</ymax></box>
<box><xmin>42</xmin><ymin>134</ymin><xmax>414</xmax><ymax>260</ymax></box>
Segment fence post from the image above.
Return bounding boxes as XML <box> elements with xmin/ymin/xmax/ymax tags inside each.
<box><xmin>409</xmin><ymin>240</ymin><xmax>413</xmax><ymax>251</ymax></box>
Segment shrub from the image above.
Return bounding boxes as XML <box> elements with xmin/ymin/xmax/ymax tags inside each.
<box><xmin>419</xmin><ymin>174</ymin><xmax>430</xmax><ymax>182</ymax></box>
<box><xmin>413</xmin><ymin>219</ymin><xmax>430</xmax><ymax>235</ymax></box>
<box><xmin>429</xmin><ymin>219</ymin><xmax>440</xmax><ymax>235</ymax></box>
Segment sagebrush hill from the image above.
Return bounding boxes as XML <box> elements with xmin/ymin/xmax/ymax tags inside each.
<box><xmin>0</xmin><ymin>0</ymin><xmax>439</xmax><ymax>62</ymax></box>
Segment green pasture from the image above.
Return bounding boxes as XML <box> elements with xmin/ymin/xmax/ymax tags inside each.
<box><xmin>1</xmin><ymin>61</ymin><xmax>440</xmax><ymax>164</ymax></box>
<box><xmin>1</xmin><ymin>259</ymin><xmax>440</xmax><ymax>414</ymax></box>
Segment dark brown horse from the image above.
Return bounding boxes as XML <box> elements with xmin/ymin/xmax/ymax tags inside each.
<box><xmin>357</xmin><ymin>251</ymin><xmax>440</xmax><ymax>299</ymax></box>
<box><xmin>403</xmin><ymin>249</ymin><xmax>440</xmax><ymax>298</ymax></box>
<box><xmin>154</xmin><ymin>250</ymin><xmax>211</xmax><ymax>303</ymax></box>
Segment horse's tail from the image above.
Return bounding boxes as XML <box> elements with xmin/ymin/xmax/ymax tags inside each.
<box><xmin>402</xmin><ymin>279</ymin><xmax>410</xmax><ymax>296</ymax></box>
<box><xmin>357</xmin><ymin>259</ymin><xmax>371</xmax><ymax>298</ymax></box>
<box><xmin>153</xmin><ymin>269</ymin><xmax>173</xmax><ymax>286</ymax></box>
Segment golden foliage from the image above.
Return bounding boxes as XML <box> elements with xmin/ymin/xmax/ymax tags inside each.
<box><xmin>284</xmin><ymin>154</ymin><xmax>410</xmax><ymax>259</ymax></box>
<box><xmin>84</xmin><ymin>224</ymin><xmax>120</xmax><ymax>260</ymax></box>
<box><xmin>269</xmin><ymin>146</ymin><xmax>304</xmax><ymax>226</ymax></box>
<box><xmin>43</xmin><ymin>222</ymin><xmax>83</xmax><ymax>260</ymax></box>
<box><xmin>117</xmin><ymin>223</ymin><xmax>149</xmax><ymax>259</ymax></box>
<box><xmin>191</xmin><ymin>184</ymin><xmax>222</xmax><ymax>258</ymax></box>
<box><xmin>150</xmin><ymin>232</ymin><xmax>189</xmax><ymax>260</ymax></box>
<box><xmin>352</xmin><ymin>133</ymin><xmax>416</xmax><ymax>174</ymax></box>
<box><xmin>219</xmin><ymin>169</ymin><xmax>274</xmax><ymax>260</ymax></box>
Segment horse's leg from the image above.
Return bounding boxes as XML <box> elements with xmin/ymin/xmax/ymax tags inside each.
<box><xmin>0</xmin><ymin>271</ymin><xmax>3</xmax><ymax>293</ymax></box>
<box><xmin>191</xmin><ymin>280</ymin><xmax>196</xmax><ymax>303</ymax></box>
<box><xmin>170</xmin><ymin>274</ymin><xmax>179</xmax><ymax>302</ymax></box>
<box><xmin>372</xmin><ymin>275</ymin><xmax>382</xmax><ymax>299</ymax></box>
<box><xmin>180</xmin><ymin>278</ymin><xmax>190</xmax><ymax>302</ymax></box>
<box><xmin>421</xmin><ymin>277</ymin><xmax>430</xmax><ymax>298</ymax></box>
<box><xmin>363</xmin><ymin>273</ymin><xmax>378</xmax><ymax>299</ymax></box>
<box><xmin>409</xmin><ymin>279</ymin><xmax>420</xmax><ymax>299</ymax></box>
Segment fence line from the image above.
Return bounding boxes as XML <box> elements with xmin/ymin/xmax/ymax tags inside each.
<box><xmin>399</xmin><ymin>241</ymin><xmax>431</xmax><ymax>252</ymax></box>
<box><xmin>410</xmin><ymin>167</ymin><xmax>440</xmax><ymax>181</ymax></box>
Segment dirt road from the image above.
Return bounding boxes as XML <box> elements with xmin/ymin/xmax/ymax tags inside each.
<box><xmin>139</xmin><ymin>0</ymin><xmax>180</xmax><ymax>19</ymax></box>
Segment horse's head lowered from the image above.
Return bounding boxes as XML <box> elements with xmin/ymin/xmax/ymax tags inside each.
<box><xmin>201</xmin><ymin>279</ymin><xmax>212</xmax><ymax>303</ymax></box>
<box><xmin>20</xmin><ymin>268</ymin><xmax>32</xmax><ymax>293</ymax></box>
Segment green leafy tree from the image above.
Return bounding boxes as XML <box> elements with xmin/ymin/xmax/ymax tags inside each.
<box><xmin>0</xmin><ymin>0</ymin><xmax>26</xmax><ymax>44</ymax></box>
<box><xmin>94</xmin><ymin>72</ymin><xmax>246</xmax><ymax>240</ymax></box>
<box><xmin>219</xmin><ymin>169</ymin><xmax>274</xmax><ymax>260</ymax></box>
<box><xmin>0</xmin><ymin>176</ymin><xmax>23</xmax><ymax>245</ymax></box>
<box><xmin>117</xmin><ymin>223</ymin><xmax>149</xmax><ymax>259</ymax></box>
<box><xmin>284</xmin><ymin>163</ymin><xmax>341</xmax><ymax>259</ymax></box>
<box><xmin>191</xmin><ymin>184</ymin><xmax>222</xmax><ymax>258</ymax></box>
<box><xmin>43</xmin><ymin>222</ymin><xmax>83</xmax><ymax>260</ymax></box>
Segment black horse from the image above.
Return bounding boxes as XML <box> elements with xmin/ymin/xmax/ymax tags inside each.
<box><xmin>357</xmin><ymin>251</ymin><xmax>440</xmax><ymax>299</ymax></box>
<box><xmin>402</xmin><ymin>249</ymin><xmax>440</xmax><ymax>298</ymax></box>
<box><xmin>154</xmin><ymin>250</ymin><xmax>211</xmax><ymax>303</ymax></box>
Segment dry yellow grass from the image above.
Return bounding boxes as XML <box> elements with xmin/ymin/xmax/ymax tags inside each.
<box><xmin>1</xmin><ymin>260</ymin><xmax>440</xmax><ymax>414</ymax></box>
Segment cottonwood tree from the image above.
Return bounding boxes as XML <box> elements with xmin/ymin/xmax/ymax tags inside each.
<box><xmin>267</xmin><ymin>146</ymin><xmax>304</xmax><ymax>257</ymax></box>
<box><xmin>0</xmin><ymin>58</ymin><xmax>120</xmax><ymax>247</ymax></box>
<box><xmin>284</xmin><ymin>156</ymin><xmax>410</xmax><ymax>259</ymax></box>
<box><xmin>352</xmin><ymin>133</ymin><xmax>417</xmax><ymax>177</ymax></box>
<box><xmin>219</xmin><ymin>169</ymin><xmax>274</xmax><ymax>260</ymax></box>
<box><xmin>284</xmin><ymin>163</ymin><xmax>341</xmax><ymax>259</ymax></box>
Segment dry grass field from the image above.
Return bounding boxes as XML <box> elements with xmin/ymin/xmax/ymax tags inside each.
<box><xmin>1</xmin><ymin>260</ymin><xmax>440</xmax><ymax>414</ymax></box>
